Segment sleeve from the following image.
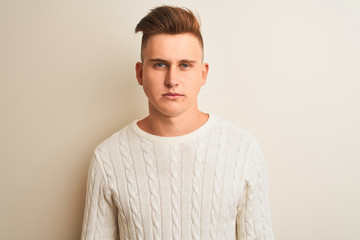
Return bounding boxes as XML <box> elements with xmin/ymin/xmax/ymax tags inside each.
<box><xmin>236</xmin><ymin>137</ymin><xmax>274</xmax><ymax>240</ymax></box>
<box><xmin>81</xmin><ymin>153</ymin><xmax>119</xmax><ymax>240</ymax></box>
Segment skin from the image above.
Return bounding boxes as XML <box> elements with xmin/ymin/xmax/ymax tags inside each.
<box><xmin>135</xmin><ymin>33</ymin><xmax>209</xmax><ymax>137</ymax></box>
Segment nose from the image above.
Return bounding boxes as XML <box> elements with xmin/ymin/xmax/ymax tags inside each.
<box><xmin>164</xmin><ymin>66</ymin><xmax>179</xmax><ymax>88</ymax></box>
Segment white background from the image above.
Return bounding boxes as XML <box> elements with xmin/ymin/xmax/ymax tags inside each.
<box><xmin>1</xmin><ymin>0</ymin><xmax>359</xmax><ymax>239</ymax></box>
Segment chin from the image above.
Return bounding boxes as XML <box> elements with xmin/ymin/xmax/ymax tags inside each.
<box><xmin>149</xmin><ymin>100</ymin><xmax>195</xmax><ymax>118</ymax></box>
<box><xmin>154</xmin><ymin>106</ymin><xmax>188</xmax><ymax>118</ymax></box>
<box><xmin>159</xmin><ymin>110</ymin><xmax>185</xmax><ymax>118</ymax></box>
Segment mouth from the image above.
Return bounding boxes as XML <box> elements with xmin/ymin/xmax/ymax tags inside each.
<box><xmin>162</xmin><ymin>92</ymin><xmax>184</xmax><ymax>100</ymax></box>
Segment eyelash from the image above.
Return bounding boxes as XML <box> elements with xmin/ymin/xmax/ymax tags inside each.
<box><xmin>153</xmin><ymin>63</ymin><xmax>191</xmax><ymax>69</ymax></box>
<box><xmin>155</xmin><ymin>63</ymin><xmax>166</xmax><ymax>68</ymax></box>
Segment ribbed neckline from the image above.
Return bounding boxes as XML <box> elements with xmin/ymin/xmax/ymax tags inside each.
<box><xmin>130</xmin><ymin>113</ymin><xmax>215</xmax><ymax>143</ymax></box>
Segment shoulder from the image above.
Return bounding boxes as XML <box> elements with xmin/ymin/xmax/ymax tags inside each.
<box><xmin>212</xmin><ymin>116</ymin><xmax>267</xmax><ymax>168</ymax></box>
<box><xmin>211</xmin><ymin>115</ymin><xmax>255</xmax><ymax>143</ymax></box>
<box><xmin>93</xmin><ymin>121</ymin><xmax>134</xmax><ymax>160</ymax></box>
<box><xmin>209</xmin><ymin>116</ymin><xmax>264</xmax><ymax>160</ymax></box>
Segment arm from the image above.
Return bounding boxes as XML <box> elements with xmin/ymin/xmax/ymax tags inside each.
<box><xmin>236</xmin><ymin>137</ymin><xmax>274</xmax><ymax>240</ymax></box>
<box><xmin>81</xmin><ymin>153</ymin><xmax>119</xmax><ymax>240</ymax></box>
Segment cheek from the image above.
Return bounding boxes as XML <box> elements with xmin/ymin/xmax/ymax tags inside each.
<box><xmin>143</xmin><ymin>69</ymin><xmax>164</xmax><ymax>83</ymax></box>
<box><xmin>142</xmin><ymin>80</ymin><xmax>155</xmax><ymax>94</ymax></box>
<box><xmin>185</xmin><ymin>71</ymin><xmax>203</xmax><ymax>87</ymax></box>
<box><xmin>142</xmin><ymin>74</ymin><xmax>164</xmax><ymax>96</ymax></box>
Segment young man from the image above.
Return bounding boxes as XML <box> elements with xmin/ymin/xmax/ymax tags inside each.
<box><xmin>81</xmin><ymin>6</ymin><xmax>274</xmax><ymax>240</ymax></box>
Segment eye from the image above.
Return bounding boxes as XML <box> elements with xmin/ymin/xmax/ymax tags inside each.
<box><xmin>180</xmin><ymin>63</ymin><xmax>191</xmax><ymax>69</ymax></box>
<box><xmin>154</xmin><ymin>63</ymin><xmax>166</xmax><ymax>68</ymax></box>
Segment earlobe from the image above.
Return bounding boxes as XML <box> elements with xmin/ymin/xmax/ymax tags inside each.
<box><xmin>135</xmin><ymin>62</ymin><xmax>143</xmax><ymax>85</ymax></box>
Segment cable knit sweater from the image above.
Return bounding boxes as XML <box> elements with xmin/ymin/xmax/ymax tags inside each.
<box><xmin>81</xmin><ymin>114</ymin><xmax>274</xmax><ymax>240</ymax></box>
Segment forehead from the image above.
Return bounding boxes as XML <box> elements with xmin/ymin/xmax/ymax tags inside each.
<box><xmin>143</xmin><ymin>33</ymin><xmax>203</xmax><ymax>62</ymax></box>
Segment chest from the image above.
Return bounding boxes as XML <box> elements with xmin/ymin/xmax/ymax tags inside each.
<box><xmin>107</xmin><ymin>138</ymin><xmax>247</xmax><ymax>239</ymax></box>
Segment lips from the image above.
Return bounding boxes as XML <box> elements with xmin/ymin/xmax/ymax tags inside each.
<box><xmin>162</xmin><ymin>92</ymin><xmax>184</xmax><ymax>100</ymax></box>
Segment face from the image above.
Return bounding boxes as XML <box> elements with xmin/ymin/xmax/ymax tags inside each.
<box><xmin>135</xmin><ymin>33</ymin><xmax>209</xmax><ymax>118</ymax></box>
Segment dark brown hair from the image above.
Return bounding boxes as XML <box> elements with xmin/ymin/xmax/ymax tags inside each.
<box><xmin>135</xmin><ymin>6</ymin><xmax>203</xmax><ymax>61</ymax></box>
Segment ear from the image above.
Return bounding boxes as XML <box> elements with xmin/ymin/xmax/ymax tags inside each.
<box><xmin>200</xmin><ymin>63</ymin><xmax>209</xmax><ymax>86</ymax></box>
<box><xmin>135</xmin><ymin>62</ymin><xmax>143</xmax><ymax>85</ymax></box>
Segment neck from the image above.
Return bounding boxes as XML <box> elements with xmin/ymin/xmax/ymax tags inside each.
<box><xmin>137</xmin><ymin>108</ymin><xmax>209</xmax><ymax>137</ymax></box>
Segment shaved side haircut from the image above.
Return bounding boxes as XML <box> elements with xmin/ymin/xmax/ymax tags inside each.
<box><xmin>135</xmin><ymin>6</ymin><xmax>203</xmax><ymax>61</ymax></box>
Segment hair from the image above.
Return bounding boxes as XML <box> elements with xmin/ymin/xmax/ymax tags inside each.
<box><xmin>135</xmin><ymin>6</ymin><xmax>203</xmax><ymax>61</ymax></box>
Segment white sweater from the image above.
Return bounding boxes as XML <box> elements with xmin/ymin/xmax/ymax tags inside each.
<box><xmin>81</xmin><ymin>114</ymin><xmax>274</xmax><ymax>240</ymax></box>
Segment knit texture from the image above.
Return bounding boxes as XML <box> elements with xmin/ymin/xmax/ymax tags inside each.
<box><xmin>81</xmin><ymin>115</ymin><xmax>274</xmax><ymax>240</ymax></box>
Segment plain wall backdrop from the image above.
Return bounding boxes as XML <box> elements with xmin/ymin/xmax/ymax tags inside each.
<box><xmin>1</xmin><ymin>0</ymin><xmax>359</xmax><ymax>239</ymax></box>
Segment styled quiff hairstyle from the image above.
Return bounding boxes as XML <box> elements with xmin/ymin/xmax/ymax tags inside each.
<box><xmin>135</xmin><ymin>6</ymin><xmax>203</xmax><ymax>61</ymax></box>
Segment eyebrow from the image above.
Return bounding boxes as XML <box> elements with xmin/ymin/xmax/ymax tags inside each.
<box><xmin>148</xmin><ymin>58</ymin><xmax>197</xmax><ymax>64</ymax></box>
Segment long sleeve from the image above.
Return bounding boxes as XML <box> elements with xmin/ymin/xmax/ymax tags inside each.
<box><xmin>81</xmin><ymin>154</ymin><xmax>119</xmax><ymax>240</ymax></box>
<box><xmin>236</xmin><ymin>138</ymin><xmax>274</xmax><ymax>240</ymax></box>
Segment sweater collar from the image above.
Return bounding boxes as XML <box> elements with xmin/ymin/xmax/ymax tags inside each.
<box><xmin>130</xmin><ymin>113</ymin><xmax>215</xmax><ymax>143</ymax></box>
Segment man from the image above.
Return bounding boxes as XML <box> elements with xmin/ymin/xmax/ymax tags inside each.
<box><xmin>81</xmin><ymin>5</ymin><xmax>274</xmax><ymax>240</ymax></box>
